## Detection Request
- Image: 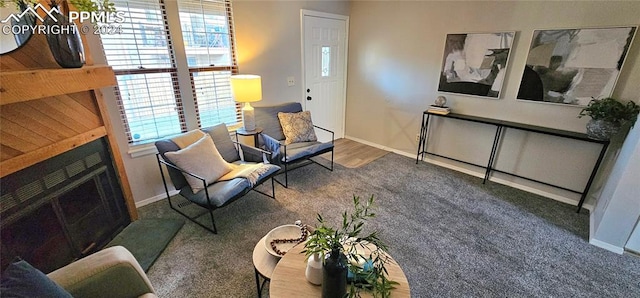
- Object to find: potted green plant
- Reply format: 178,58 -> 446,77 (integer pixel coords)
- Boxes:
0,0 -> 37,9
303,195 -> 398,298
578,97 -> 640,141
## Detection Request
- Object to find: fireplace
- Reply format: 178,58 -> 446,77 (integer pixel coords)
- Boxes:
1,138 -> 130,273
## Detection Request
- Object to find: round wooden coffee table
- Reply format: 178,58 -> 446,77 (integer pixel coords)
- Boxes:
270,244 -> 410,297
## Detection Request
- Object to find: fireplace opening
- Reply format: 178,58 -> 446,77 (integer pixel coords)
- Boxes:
1,138 -> 130,273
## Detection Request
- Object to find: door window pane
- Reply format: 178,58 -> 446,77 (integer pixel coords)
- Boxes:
321,46 -> 330,77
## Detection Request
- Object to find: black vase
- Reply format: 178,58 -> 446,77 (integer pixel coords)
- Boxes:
322,248 -> 348,298
43,8 -> 85,68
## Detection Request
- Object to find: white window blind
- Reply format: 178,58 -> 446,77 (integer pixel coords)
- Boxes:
102,0 -> 184,143
101,0 -> 173,70
101,0 -> 240,144
178,0 -> 240,128
178,0 -> 233,67
114,73 -> 184,141
191,70 -> 239,127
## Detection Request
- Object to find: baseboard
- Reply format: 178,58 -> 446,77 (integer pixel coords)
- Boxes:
589,238 -> 624,254
344,135 -> 594,211
135,190 -> 178,208
344,136 -> 415,159
489,176 -> 587,208
589,209 -> 626,255
589,211 -> 595,246
422,158 -> 486,179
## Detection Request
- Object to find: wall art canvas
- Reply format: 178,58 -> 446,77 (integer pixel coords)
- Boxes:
438,32 -> 515,98
517,27 -> 637,106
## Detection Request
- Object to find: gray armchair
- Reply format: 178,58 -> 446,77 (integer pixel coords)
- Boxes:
155,123 -> 280,233
254,102 -> 334,187
48,246 -> 156,298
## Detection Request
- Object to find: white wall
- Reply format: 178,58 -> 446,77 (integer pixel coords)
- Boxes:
625,220 -> 640,253
233,0 -> 350,106
591,122 -> 640,253
89,0 -> 639,207
346,1 -> 640,206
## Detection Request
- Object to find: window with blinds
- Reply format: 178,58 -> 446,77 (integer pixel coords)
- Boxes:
178,0 -> 240,128
178,0 -> 233,67
101,0 -> 239,144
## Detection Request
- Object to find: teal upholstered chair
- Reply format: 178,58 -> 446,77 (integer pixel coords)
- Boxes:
155,123 -> 280,233
254,102 -> 334,187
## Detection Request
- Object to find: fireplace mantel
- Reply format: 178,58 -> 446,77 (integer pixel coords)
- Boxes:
0,65 -> 116,105
0,32 -> 137,221
0,66 -> 116,178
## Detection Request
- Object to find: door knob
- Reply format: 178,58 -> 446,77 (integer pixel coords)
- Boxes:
307,96 -> 312,101
307,89 -> 311,93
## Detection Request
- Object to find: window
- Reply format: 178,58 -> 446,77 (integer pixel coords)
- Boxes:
101,0 -> 239,144
178,0 -> 239,128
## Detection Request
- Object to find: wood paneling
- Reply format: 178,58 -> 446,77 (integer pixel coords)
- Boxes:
0,33 -> 59,70
94,89 -> 138,220
0,127 -> 107,178
0,66 -> 116,105
3,103 -> 78,139
0,93 -> 104,164
0,18 -> 137,219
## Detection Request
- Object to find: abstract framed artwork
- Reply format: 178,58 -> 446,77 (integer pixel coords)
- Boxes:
438,32 -> 515,98
517,27 -> 637,106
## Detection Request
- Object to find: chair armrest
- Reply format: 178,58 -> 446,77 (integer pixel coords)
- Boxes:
261,133 -> 284,163
47,246 -> 155,298
234,141 -> 270,163
313,125 -> 335,143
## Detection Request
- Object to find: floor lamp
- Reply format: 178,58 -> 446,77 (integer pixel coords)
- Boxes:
230,75 -> 262,131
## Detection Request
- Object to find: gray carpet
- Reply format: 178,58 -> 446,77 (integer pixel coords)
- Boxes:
138,153 -> 640,297
106,219 -> 184,272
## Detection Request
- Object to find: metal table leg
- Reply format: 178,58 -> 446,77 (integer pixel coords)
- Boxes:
484,125 -> 503,184
254,267 -> 270,298
576,141 -> 609,213
416,112 -> 430,164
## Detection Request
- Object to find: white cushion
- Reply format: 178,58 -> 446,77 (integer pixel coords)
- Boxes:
171,129 -> 206,149
165,135 -> 234,193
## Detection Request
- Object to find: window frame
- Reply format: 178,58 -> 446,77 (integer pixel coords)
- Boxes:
103,0 -> 240,145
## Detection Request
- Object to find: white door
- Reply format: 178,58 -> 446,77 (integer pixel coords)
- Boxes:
302,10 -> 348,141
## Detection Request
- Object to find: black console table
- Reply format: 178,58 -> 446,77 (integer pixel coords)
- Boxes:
416,111 -> 609,213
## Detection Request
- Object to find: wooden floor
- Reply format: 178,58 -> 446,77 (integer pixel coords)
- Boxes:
320,138 -> 389,168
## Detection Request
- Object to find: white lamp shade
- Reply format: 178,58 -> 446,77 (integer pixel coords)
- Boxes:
230,75 -> 262,103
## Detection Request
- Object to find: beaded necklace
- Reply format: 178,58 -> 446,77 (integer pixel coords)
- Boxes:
270,225 -> 309,256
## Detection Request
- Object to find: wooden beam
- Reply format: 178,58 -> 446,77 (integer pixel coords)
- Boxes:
0,65 -> 116,105
0,127 -> 107,178
92,89 -> 139,221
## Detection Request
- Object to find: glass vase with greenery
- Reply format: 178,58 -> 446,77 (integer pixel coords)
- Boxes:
303,195 -> 398,297
578,97 -> 640,140
578,97 -> 640,126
